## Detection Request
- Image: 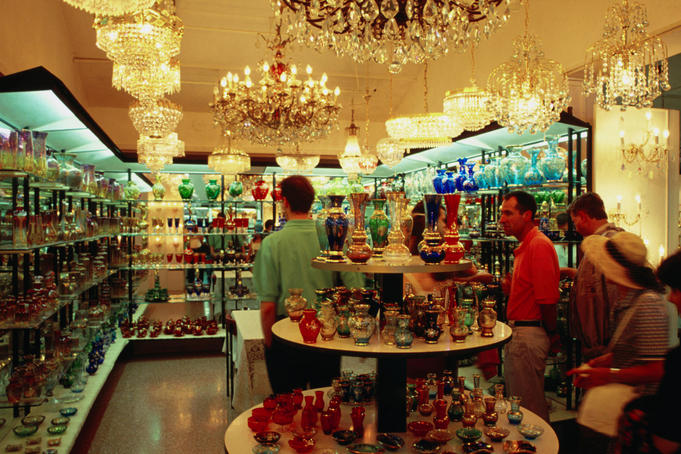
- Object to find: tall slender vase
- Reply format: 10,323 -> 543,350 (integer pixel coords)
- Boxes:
315,195 -> 331,260
347,193 -> 372,263
419,194 -> 445,264
524,149 -> 545,185
454,158 -> 468,191
383,192 -> 411,264
442,193 -> 465,264
368,199 -> 389,259
325,195 -> 349,262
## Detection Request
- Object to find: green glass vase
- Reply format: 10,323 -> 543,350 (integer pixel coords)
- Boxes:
228,180 -> 243,198
205,179 -> 221,201
368,199 -> 390,258
152,178 -> 165,201
178,178 -> 194,200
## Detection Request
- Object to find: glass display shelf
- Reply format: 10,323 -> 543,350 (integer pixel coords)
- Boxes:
0,234 -> 112,254
130,199 -> 277,206
128,328 -> 227,340
311,256 -> 473,274
117,263 -> 252,271
0,302 -> 68,330
58,268 -> 120,301
120,231 -> 261,237
476,181 -> 570,195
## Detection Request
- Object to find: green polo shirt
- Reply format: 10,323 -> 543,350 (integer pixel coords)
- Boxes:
253,219 -> 365,317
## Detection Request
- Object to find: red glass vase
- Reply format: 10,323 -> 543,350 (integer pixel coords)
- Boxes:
251,180 -> 270,201
443,193 -> 465,264
301,395 -> 318,431
272,184 -> 282,201
299,309 -> 321,344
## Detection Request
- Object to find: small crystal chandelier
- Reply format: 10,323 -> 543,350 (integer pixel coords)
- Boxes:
113,57 -> 181,102
211,16 -> 341,146
386,64 -> 462,148
94,0 -> 183,71
137,132 -> 185,172
276,0 -> 511,74
443,46 -> 496,132
620,111 -> 669,167
129,98 -> 182,138
63,0 -> 154,15
338,109 -> 363,175
376,138 -> 406,168
207,133 -> 251,175
276,145 -> 320,172
487,0 -> 570,135
357,90 -> 378,175
584,0 -> 670,111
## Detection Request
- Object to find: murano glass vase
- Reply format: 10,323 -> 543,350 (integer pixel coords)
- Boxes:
419,194 -> 445,264
442,193 -> 465,264
454,158 -> 468,192
463,162 -> 478,193
538,135 -> 566,182
524,148 -> 545,185
499,146 -> 529,186
325,195 -> 349,262
315,195 -> 331,260
347,193 -> 372,263
368,199 -> 389,259
383,192 -> 411,264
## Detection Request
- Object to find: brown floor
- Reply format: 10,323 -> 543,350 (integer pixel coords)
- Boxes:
74,350 -> 229,454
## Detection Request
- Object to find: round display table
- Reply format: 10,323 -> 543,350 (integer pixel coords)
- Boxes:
272,319 -> 511,433
224,387 -> 558,454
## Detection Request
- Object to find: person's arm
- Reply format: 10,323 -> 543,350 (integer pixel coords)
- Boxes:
560,267 -> 577,279
260,301 -> 276,348
652,435 -> 680,454
568,360 -> 664,389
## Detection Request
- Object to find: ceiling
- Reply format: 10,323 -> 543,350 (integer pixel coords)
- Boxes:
3,0 -> 681,171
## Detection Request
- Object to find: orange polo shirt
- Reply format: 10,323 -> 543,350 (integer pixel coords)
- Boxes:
507,227 -> 560,321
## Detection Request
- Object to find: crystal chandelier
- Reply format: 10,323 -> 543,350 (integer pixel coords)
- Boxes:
137,133 -> 185,172
376,137 -> 406,168
94,0 -> 183,70
276,146 -> 321,172
207,134 -> 251,175
487,0 -> 569,135
338,110 -> 362,175
584,0 -> 670,110
63,0 -> 154,16
443,46 -> 496,132
113,57 -> 181,102
386,64 -> 462,147
276,0 -> 511,74
211,19 -> 341,146
358,90 -> 378,175
129,98 -> 182,138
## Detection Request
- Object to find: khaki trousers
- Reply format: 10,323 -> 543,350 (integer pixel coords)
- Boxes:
503,325 -> 550,422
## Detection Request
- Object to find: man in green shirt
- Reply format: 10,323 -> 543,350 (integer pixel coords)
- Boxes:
255,175 -> 364,393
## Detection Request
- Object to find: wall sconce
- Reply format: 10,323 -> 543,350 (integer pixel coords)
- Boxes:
619,111 -> 669,170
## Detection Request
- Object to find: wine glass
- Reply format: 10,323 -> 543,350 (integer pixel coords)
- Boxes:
167,217 -> 173,233
174,218 -> 180,233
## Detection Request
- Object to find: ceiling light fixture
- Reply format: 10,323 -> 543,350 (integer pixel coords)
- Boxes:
207,133 -> 251,175
276,145 -> 321,172
338,108 -> 363,175
113,57 -> 181,102
137,132 -> 185,172
129,98 -> 183,139
62,0 -> 154,16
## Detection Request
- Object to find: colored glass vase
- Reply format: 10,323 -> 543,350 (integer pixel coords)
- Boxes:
228,180 -> 243,198
325,195 -> 349,262
419,194 -> 445,264
524,148 -> 545,185
152,177 -> 165,201
349,304 -> 375,346
442,193 -> 465,264
463,162 -> 478,192
448,391 -> 464,422
124,180 -> 141,200
315,195 -> 331,258
507,396 -> 524,425
444,170 -> 457,194
178,178 -> 194,200
252,180 -> 269,200
299,309 -> 321,344
483,157 -> 500,188
499,147 -> 530,186
368,199 -> 389,258
346,193 -> 372,263
538,135 -> 566,182
285,288 -> 307,322
394,315 -> 413,348
318,301 -> 338,341
423,309 -> 441,344
478,299 -> 497,337
205,179 -> 221,200
432,169 -> 447,194
381,310 -> 398,345
383,192 -> 411,264
454,158 -> 468,191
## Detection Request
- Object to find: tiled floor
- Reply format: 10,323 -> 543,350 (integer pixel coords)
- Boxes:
77,353 -> 229,454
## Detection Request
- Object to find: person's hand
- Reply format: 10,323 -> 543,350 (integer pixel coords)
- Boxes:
560,267 -> 577,280
548,333 -> 562,356
567,366 -> 612,389
501,273 -> 512,296
587,353 -> 613,368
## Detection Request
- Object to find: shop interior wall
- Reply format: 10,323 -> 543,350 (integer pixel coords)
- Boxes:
593,107 -> 680,265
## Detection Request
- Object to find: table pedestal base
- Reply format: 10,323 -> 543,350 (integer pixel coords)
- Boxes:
376,356 -> 406,433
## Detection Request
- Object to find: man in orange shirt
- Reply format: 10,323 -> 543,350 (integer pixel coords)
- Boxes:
499,191 -> 560,422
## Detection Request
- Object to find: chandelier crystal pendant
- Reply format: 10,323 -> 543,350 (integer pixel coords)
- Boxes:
211,18 -> 341,146
357,90 -> 378,175
444,46 -> 496,132
62,0 -> 155,16
386,64 -> 462,148
137,132 -> 185,172
207,134 -> 251,176
94,0 -> 183,71
487,0 -> 569,135
376,137 -> 406,168
584,0 -> 670,111
276,145 -> 321,172
338,110 -> 363,175
113,57 -> 181,102
276,0 -> 511,74
129,98 -> 183,139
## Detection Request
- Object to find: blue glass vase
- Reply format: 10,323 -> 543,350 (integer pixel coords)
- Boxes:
476,165 -> 487,189
454,158 -> 468,191
432,169 -> 447,194
499,147 -> 530,186
483,158 -> 500,188
523,149 -> 545,185
419,194 -> 445,264
325,195 -> 349,261
444,171 -> 457,194
463,163 -> 479,193
538,136 -> 566,182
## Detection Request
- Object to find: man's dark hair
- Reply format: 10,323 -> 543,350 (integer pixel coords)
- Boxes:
556,212 -> 569,228
567,192 -> 608,220
280,175 -> 315,213
504,190 -> 537,218
264,219 -> 274,231
657,249 -> 681,291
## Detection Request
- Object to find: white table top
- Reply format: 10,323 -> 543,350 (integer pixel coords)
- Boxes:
224,387 -> 559,454
233,309 -> 264,341
272,318 -> 512,358
311,256 -> 473,274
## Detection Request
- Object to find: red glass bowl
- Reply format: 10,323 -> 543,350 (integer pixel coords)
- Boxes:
251,407 -> 271,422
247,416 -> 268,432
407,420 -> 434,438
288,436 -> 315,453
